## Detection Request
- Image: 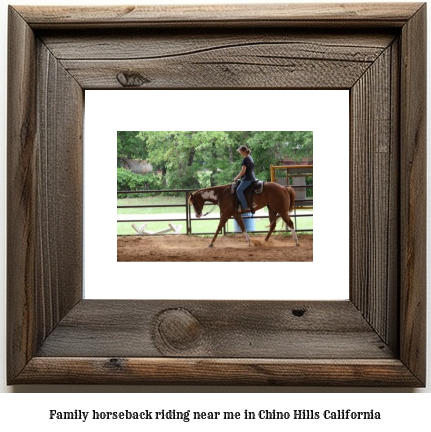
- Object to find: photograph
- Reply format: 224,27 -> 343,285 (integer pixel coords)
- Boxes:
116,131 -> 314,262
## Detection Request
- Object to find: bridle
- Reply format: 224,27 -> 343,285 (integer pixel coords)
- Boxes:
190,192 -> 218,217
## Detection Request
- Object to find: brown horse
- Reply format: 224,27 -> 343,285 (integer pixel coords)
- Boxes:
189,182 -> 298,247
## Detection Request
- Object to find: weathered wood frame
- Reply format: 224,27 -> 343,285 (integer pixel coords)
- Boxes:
7,4 -> 426,386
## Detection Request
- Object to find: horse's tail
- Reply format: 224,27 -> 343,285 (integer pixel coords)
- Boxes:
285,186 -> 296,213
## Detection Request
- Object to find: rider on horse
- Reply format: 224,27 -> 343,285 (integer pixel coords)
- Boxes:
233,145 -> 256,213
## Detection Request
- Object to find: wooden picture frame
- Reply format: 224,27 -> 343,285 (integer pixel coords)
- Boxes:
7,3 -> 426,386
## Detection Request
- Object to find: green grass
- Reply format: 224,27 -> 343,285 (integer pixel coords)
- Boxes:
117,196 -> 187,215
117,197 -> 313,236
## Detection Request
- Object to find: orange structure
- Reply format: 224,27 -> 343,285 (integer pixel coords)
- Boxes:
270,164 -> 313,209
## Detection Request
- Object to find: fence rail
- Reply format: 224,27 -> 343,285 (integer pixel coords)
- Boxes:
117,186 -> 313,236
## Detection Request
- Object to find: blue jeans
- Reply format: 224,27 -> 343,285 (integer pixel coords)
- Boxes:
236,180 -> 253,209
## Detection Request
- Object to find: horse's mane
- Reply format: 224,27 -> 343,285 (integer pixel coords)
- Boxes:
193,184 -> 230,194
189,184 -> 230,203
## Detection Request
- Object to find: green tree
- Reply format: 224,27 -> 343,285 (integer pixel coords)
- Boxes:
117,131 -> 148,160
117,168 -> 162,196
193,131 -> 232,186
118,131 -> 313,190
140,131 -> 202,189
243,131 -> 313,181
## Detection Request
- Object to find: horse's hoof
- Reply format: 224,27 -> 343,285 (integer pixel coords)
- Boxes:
208,244 -> 214,248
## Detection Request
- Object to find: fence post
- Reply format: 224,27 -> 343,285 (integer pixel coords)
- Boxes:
186,190 -> 190,235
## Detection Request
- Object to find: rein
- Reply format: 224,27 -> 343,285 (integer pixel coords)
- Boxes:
202,204 -> 218,217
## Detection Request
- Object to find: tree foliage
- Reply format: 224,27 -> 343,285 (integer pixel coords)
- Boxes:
117,131 -> 148,160
117,131 -> 312,191
117,168 -> 162,196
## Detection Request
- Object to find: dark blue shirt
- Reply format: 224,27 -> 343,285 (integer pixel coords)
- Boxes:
241,155 -> 256,181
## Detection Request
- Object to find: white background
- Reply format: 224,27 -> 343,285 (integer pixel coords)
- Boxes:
0,0 -> 430,427
84,90 -> 349,300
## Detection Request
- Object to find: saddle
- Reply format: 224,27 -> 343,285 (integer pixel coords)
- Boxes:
231,179 -> 265,195
231,179 -> 265,214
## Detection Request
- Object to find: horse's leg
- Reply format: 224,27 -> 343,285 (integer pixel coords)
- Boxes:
233,214 -> 251,246
279,212 -> 299,246
265,206 -> 278,242
208,213 -> 230,247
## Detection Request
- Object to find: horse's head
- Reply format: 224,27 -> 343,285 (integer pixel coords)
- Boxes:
189,192 -> 204,218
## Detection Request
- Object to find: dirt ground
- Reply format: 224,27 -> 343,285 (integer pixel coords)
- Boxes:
117,234 -> 313,262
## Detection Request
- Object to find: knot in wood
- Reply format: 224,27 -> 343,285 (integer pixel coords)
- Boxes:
155,308 -> 203,351
108,358 -> 123,369
292,308 -> 306,317
116,71 -> 150,87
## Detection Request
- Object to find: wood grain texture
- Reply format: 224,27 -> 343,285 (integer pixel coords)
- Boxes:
15,3 -> 423,29
54,32 -> 393,89
7,3 -> 427,386
387,38 -> 401,352
15,358 -> 423,386
35,40 -> 84,335
36,300 -> 393,359
399,3 -> 427,385
7,6 -> 83,383
7,6 -> 38,381
350,44 -> 399,347
41,30 -> 395,60
41,30 -> 394,89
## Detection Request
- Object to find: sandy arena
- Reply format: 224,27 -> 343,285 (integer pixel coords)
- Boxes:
117,234 -> 313,262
